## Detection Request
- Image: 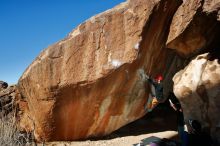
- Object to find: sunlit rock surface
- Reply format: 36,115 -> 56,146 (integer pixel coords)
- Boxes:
166,0 -> 220,56
17,0 -> 220,142
18,0 -> 182,141
173,53 -> 220,143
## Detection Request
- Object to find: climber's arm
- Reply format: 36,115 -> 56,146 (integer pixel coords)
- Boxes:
145,75 -> 157,86
169,99 -> 177,111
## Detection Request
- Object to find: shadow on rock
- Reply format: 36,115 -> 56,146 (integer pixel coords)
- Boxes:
94,102 -> 178,140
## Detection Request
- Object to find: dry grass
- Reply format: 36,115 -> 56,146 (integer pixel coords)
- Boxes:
0,116 -> 18,145
0,85 -> 36,145
0,114 -> 35,146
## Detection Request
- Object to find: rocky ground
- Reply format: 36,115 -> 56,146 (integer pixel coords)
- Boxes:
46,131 -> 178,146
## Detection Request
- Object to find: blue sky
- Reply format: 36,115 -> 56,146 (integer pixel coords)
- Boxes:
0,0 -> 125,84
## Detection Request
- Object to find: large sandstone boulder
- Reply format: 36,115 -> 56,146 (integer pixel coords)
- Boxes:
18,0 -> 182,141
166,0 -> 220,56
173,53 -> 220,143
168,0 -> 220,142
17,0 -> 220,142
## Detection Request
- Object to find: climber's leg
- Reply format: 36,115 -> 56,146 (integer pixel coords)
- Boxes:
144,94 -> 159,112
144,94 -> 152,111
151,97 -> 159,109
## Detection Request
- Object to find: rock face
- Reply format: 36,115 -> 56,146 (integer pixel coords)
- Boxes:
0,83 -> 17,118
17,0 -> 220,143
166,0 -> 220,56
173,53 -> 220,143
18,0 -> 182,141
167,0 -> 220,144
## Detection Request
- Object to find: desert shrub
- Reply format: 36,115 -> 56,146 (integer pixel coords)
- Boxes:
0,85 -> 36,145
0,114 -> 35,146
0,115 -> 19,145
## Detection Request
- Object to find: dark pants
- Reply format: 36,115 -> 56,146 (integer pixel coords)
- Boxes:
178,126 -> 188,146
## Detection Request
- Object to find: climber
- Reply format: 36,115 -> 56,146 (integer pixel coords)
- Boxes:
168,92 -> 187,146
144,74 -> 164,112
